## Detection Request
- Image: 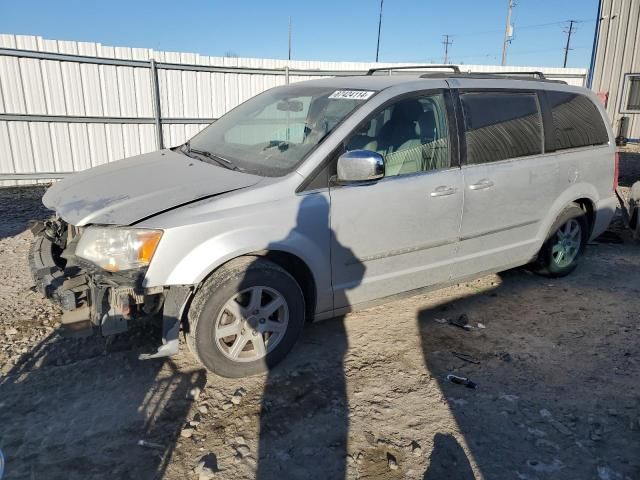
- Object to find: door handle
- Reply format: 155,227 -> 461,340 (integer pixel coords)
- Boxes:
430,186 -> 457,197
469,179 -> 494,190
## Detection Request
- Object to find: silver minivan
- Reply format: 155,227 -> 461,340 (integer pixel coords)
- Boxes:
30,68 -> 617,377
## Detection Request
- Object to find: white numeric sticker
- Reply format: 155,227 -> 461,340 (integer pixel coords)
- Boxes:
328,90 -> 376,100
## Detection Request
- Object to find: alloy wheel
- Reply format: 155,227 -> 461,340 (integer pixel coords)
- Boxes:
551,218 -> 582,268
214,286 -> 289,362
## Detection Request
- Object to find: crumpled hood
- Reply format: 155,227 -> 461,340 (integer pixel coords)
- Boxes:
43,149 -> 262,226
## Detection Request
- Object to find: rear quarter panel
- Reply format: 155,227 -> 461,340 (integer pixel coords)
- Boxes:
536,85 -> 616,245
543,144 -> 615,242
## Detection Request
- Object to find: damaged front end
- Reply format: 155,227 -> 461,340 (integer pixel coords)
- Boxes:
29,218 -> 189,358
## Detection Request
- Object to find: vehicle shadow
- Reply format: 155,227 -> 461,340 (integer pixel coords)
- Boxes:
415,250 -> 640,479
0,323 -> 206,480
0,186 -> 51,240
245,193 -> 365,480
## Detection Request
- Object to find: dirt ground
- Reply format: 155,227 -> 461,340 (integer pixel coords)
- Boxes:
1,155 -> 639,480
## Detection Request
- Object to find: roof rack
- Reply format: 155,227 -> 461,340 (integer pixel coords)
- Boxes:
473,71 -> 546,79
417,71 -> 566,84
366,64 -> 461,75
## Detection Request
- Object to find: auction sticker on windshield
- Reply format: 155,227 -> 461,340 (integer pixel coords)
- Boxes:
328,90 -> 375,100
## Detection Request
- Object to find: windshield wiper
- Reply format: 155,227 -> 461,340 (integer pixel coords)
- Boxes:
181,141 -> 239,170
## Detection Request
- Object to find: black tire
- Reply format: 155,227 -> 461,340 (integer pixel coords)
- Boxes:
187,256 -> 305,378
29,233 -> 66,298
533,204 -> 588,277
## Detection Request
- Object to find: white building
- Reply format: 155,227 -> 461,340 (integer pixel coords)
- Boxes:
590,0 -> 640,142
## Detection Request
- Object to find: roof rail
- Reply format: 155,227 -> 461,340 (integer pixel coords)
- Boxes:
417,71 -> 567,84
469,71 -> 546,79
366,64 -> 461,75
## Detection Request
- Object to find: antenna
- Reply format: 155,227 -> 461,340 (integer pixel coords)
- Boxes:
442,35 -> 453,64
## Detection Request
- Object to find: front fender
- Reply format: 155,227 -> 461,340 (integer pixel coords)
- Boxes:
142,192 -> 333,314
168,226 -> 327,285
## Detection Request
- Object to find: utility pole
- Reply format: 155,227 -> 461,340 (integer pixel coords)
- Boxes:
376,0 -> 384,62
501,0 -> 515,66
288,17 -> 292,60
442,35 -> 453,64
563,19 -> 576,67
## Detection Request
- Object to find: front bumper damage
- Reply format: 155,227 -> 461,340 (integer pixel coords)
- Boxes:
29,218 -> 190,359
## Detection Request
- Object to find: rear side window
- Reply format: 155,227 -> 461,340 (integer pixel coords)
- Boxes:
546,91 -> 609,150
460,91 -> 542,164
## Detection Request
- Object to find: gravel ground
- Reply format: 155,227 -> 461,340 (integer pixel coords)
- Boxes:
0,155 -> 639,480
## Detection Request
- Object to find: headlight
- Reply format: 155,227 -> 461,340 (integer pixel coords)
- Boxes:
75,227 -> 163,272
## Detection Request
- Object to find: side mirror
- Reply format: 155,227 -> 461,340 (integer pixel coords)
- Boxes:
336,150 -> 385,185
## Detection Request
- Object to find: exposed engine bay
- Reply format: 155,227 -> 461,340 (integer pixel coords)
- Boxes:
29,218 -> 179,354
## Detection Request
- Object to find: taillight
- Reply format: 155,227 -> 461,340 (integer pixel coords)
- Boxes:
613,152 -> 620,191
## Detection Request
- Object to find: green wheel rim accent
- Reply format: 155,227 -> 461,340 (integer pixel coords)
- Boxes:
551,218 -> 582,268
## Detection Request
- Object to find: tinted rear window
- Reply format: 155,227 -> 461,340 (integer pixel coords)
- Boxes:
546,91 -> 609,150
460,91 -> 542,164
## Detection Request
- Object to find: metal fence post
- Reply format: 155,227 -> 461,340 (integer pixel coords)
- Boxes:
285,66 -> 290,85
149,59 -> 164,150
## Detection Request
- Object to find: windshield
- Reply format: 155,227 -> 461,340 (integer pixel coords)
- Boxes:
186,85 -> 375,176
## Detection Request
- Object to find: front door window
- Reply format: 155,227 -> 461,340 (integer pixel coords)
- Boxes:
346,93 -> 451,176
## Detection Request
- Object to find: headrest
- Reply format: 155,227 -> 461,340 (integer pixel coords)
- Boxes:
391,100 -> 424,122
417,110 -> 437,139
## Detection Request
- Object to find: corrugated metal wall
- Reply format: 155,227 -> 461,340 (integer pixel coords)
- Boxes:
591,0 -> 640,139
0,33 -> 588,185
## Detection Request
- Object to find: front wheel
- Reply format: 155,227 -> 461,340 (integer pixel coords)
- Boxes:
187,256 -> 305,378
533,204 -> 588,277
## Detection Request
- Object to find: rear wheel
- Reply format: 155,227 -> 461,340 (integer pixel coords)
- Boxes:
187,257 -> 305,378
533,204 -> 588,277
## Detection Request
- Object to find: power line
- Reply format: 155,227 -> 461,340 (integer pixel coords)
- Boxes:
442,34 -> 453,64
449,18 -> 596,38
448,45 -> 590,63
563,19 -> 576,67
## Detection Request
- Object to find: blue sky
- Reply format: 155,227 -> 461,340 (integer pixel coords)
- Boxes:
1,0 -> 599,67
